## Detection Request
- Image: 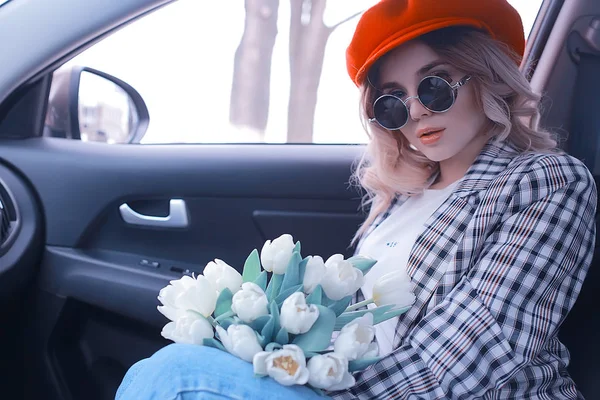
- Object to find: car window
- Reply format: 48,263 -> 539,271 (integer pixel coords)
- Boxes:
45,0 -> 545,145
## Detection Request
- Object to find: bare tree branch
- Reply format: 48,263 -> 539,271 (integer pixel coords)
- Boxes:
329,10 -> 363,31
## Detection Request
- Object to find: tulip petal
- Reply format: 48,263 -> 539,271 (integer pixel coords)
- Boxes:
280,251 -> 302,292
328,371 -> 356,391
242,249 -> 261,283
214,288 -> 233,318
328,295 -> 353,317
157,305 -> 180,322
265,273 -> 284,302
254,270 -> 268,291
306,284 -> 323,306
296,365 -> 310,386
292,305 -> 336,352
253,351 -> 270,376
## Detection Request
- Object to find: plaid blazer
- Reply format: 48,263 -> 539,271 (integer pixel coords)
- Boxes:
330,140 -> 597,399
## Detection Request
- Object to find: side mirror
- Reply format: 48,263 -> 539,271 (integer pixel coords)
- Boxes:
45,66 -> 149,144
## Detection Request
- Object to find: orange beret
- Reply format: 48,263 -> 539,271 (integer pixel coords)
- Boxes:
346,0 -> 525,86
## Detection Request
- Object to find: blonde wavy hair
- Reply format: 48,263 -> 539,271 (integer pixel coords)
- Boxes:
351,27 -> 557,243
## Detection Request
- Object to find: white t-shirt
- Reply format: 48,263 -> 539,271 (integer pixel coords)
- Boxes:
358,181 -> 459,356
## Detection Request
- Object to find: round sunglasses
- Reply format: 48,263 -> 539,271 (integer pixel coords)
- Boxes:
369,75 -> 472,130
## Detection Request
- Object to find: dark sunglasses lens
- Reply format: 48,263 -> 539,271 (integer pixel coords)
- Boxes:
373,95 -> 408,129
418,76 -> 454,112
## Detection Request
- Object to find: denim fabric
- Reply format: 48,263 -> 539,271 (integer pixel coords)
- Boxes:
115,344 -> 330,400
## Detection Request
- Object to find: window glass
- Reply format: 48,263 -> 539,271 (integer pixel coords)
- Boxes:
46,0 -> 544,145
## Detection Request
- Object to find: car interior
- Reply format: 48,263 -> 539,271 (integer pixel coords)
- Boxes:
0,0 -> 599,399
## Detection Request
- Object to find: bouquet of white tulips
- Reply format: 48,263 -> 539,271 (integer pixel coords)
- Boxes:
157,234 -> 415,394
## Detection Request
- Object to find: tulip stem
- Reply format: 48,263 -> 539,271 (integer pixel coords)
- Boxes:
206,316 -> 217,327
345,298 -> 374,312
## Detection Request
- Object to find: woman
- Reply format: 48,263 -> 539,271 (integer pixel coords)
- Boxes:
116,0 -> 596,399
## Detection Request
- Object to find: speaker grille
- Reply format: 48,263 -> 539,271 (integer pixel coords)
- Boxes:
0,183 -> 16,247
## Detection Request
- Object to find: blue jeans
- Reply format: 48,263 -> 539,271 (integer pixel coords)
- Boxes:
115,344 -> 331,400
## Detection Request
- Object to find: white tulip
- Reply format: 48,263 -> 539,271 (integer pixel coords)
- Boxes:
204,258 -> 243,294
261,234 -> 295,274
372,270 -> 416,308
320,254 -> 364,301
302,255 -> 326,294
157,275 -> 217,320
253,344 -> 310,386
216,324 -> 263,362
231,282 -> 269,323
160,311 -> 214,345
307,353 -> 355,390
280,292 -> 319,335
333,313 -> 378,361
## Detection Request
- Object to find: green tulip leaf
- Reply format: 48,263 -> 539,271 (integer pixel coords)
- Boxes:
372,305 -> 412,325
203,338 -> 226,352
280,251 -> 302,292
274,284 -> 303,306
214,288 -> 233,318
213,310 -> 235,323
292,305 -> 335,352
293,241 -> 301,255
249,315 -> 271,332
319,289 -> 339,308
334,305 -> 394,330
298,256 -> 309,285
266,273 -> 284,302
260,316 -> 275,347
348,356 -> 385,372
275,327 -> 289,345
309,387 -> 328,397
242,249 -> 261,283
265,342 -> 283,352
219,317 -> 236,330
305,285 -> 323,306
347,255 -> 378,274
328,295 -> 353,317
254,270 -> 268,291
270,300 -> 280,338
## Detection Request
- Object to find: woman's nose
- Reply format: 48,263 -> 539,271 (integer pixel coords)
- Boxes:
406,97 -> 431,122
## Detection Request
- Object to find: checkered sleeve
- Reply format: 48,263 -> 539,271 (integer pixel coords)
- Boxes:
333,155 -> 597,399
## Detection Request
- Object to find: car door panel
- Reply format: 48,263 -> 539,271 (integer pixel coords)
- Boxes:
1,137 -> 365,400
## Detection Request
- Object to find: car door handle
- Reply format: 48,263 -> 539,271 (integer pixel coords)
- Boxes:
119,199 -> 189,228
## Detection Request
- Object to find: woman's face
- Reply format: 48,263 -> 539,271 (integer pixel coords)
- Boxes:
375,40 -> 489,164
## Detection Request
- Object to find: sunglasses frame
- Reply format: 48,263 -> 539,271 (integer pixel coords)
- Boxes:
369,75 -> 472,131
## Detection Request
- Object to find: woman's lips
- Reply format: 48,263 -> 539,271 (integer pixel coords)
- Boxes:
418,128 -> 445,145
